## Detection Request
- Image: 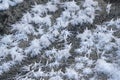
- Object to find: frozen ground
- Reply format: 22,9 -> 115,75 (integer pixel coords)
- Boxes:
0,0 -> 120,80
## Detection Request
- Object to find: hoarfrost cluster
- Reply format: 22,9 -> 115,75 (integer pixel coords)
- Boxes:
0,0 -> 120,80
0,0 -> 23,10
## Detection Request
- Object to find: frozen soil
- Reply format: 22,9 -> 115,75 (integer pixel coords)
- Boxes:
0,0 -> 120,80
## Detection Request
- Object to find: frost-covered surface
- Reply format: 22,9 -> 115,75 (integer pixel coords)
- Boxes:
0,0 -> 120,80
0,0 -> 23,10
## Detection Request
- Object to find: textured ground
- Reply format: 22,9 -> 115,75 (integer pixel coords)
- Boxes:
0,0 -> 120,80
